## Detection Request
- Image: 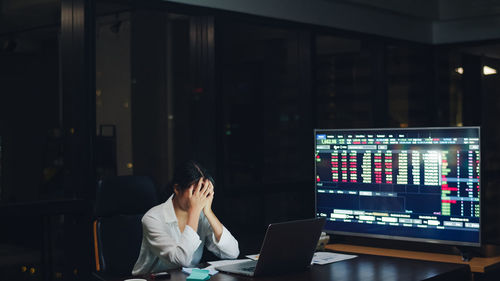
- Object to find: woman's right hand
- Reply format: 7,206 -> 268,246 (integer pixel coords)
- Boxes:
187,177 -> 211,214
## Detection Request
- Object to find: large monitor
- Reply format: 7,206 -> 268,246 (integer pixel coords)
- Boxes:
314,127 -> 481,247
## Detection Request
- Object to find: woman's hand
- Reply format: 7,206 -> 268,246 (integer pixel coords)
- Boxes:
201,179 -> 223,242
188,178 -> 211,214
203,179 -> 215,215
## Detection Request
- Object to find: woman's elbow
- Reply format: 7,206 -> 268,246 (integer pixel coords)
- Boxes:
229,249 -> 240,259
225,243 -> 240,259
234,245 -> 241,258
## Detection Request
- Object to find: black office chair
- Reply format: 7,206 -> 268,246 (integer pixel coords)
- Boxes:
92,176 -> 159,280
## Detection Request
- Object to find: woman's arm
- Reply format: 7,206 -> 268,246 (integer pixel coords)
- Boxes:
203,181 -> 223,241
203,180 -> 240,259
142,214 -> 201,267
186,178 -> 211,232
204,208 -> 223,242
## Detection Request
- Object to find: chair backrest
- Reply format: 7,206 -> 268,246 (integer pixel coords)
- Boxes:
93,176 -> 159,277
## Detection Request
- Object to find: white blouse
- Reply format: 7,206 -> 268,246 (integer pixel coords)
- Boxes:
132,195 -> 240,275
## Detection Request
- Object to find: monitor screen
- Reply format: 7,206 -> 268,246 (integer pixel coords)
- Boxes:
314,127 -> 481,246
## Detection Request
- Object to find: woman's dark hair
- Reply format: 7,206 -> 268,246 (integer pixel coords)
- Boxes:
170,160 -> 214,192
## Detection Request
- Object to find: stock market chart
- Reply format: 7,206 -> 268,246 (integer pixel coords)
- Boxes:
315,127 -> 480,245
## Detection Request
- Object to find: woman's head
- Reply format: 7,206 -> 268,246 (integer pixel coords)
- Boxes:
171,160 -> 214,195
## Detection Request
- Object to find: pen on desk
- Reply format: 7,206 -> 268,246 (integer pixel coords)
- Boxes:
150,271 -> 170,279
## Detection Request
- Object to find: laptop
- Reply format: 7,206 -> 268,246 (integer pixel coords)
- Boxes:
215,217 -> 326,277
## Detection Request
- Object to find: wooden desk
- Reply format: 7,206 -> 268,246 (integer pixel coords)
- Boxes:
117,255 -> 470,281
325,243 -> 500,274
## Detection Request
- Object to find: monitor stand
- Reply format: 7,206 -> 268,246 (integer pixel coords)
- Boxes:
454,246 -> 485,262
456,247 -> 475,262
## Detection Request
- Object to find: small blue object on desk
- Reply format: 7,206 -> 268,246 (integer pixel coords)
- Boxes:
186,268 -> 210,281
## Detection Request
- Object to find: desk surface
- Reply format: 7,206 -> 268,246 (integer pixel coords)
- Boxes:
121,254 -> 470,281
326,243 -> 500,273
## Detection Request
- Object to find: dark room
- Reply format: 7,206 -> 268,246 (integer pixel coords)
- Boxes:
1,0 -> 500,280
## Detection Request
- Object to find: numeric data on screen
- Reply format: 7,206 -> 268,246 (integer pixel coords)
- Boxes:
315,128 -> 480,245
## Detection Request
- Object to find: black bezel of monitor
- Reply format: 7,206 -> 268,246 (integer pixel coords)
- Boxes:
314,126 -> 481,247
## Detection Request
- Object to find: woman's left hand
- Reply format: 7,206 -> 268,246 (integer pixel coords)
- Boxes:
203,179 -> 215,214
202,179 -> 223,242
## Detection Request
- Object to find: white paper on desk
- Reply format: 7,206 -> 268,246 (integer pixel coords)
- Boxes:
245,254 -> 259,260
207,258 -> 252,268
312,251 -> 357,265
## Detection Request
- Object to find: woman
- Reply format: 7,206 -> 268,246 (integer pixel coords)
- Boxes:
132,161 -> 239,275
